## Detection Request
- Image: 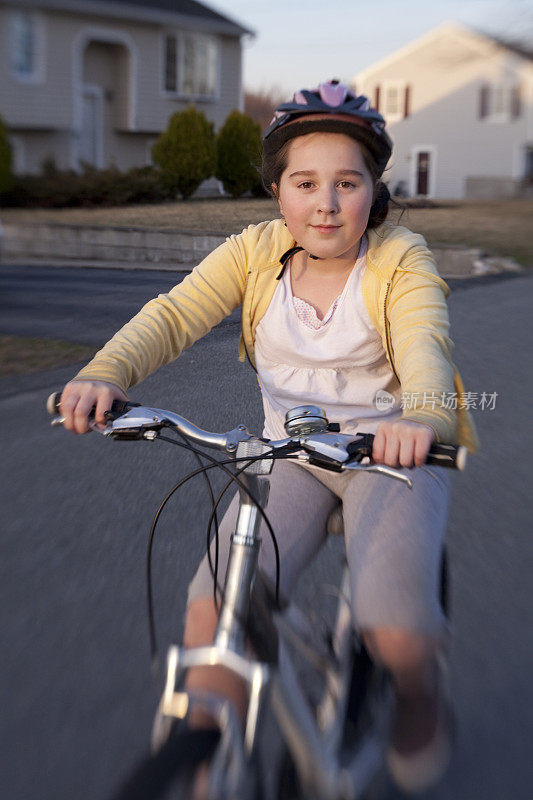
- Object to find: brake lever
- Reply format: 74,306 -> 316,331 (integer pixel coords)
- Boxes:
49,416 -> 118,436
343,461 -> 413,488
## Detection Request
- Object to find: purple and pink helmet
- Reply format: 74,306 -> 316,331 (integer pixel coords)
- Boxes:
263,80 -> 392,177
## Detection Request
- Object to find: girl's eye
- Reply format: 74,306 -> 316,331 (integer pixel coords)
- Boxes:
297,181 -> 314,190
338,180 -> 356,189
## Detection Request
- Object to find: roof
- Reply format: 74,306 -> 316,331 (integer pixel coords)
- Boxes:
17,0 -> 253,37
353,22 -> 533,82
484,33 -> 533,61
102,0 -> 251,33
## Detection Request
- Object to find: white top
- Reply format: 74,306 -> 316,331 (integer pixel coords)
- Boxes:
255,237 -> 402,440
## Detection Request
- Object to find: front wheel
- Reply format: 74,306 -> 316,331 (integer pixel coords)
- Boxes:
111,719 -> 265,800
110,725 -> 221,800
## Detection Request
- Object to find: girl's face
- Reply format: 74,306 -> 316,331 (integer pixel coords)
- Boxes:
275,132 -> 375,262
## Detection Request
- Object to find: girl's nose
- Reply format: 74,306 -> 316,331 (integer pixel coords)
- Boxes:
316,187 -> 339,215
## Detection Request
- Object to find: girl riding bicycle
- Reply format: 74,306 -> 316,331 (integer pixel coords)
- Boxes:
60,81 -> 477,794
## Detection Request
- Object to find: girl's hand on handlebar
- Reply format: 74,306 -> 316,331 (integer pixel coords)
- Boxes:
60,380 -> 129,434
372,420 -> 436,468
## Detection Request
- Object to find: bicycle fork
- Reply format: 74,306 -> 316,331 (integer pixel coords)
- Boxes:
154,469 -> 274,767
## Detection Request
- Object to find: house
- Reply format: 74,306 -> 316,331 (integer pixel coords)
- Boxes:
0,0 -> 252,175
352,23 -> 533,199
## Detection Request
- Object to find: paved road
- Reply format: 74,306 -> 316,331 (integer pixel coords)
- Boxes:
0,264 -> 241,348
1,265 -> 532,800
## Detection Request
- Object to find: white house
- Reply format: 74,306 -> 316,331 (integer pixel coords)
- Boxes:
0,0 -> 252,175
352,23 -> 533,200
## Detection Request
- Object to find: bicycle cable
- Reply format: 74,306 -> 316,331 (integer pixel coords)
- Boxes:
171,427 -> 223,613
158,427 -> 297,601
202,452 -> 295,613
146,430 -> 295,667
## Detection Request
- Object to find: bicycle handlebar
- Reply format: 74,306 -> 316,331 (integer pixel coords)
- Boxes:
46,391 -> 467,472
46,391 -> 244,451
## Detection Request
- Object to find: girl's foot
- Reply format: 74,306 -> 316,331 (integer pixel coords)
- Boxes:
190,760 -> 210,800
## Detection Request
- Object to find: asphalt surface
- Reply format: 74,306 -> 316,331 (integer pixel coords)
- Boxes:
0,264 -> 240,348
1,264 -> 532,800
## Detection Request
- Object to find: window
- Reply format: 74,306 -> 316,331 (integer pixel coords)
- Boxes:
385,85 -> 402,116
9,10 -> 43,81
479,83 -> 521,122
164,33 -> 218,98
378,82 -> 410,121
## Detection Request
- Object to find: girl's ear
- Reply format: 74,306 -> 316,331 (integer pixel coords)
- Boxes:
272,183 -> 283,214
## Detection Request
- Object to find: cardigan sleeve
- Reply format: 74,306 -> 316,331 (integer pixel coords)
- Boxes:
386,259 -> 458,443
72,232 -> 249,393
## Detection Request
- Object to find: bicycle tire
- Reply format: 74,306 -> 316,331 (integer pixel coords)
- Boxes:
344,643 -> 390,749
439,547 -> 450,617
109,727 -> 220,800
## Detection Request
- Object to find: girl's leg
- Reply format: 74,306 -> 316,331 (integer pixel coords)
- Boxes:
183,596 -> 249,726
363,627 -> 442,751
340,466 -> 451,778
183,460 -> 338,725
341,466 -> 450,636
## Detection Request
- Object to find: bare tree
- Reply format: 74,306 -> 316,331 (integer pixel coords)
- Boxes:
244,87 -> 286,135
483,0 -> 533,51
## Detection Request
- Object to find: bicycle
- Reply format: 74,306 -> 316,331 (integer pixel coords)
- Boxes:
47,394 -> 465,800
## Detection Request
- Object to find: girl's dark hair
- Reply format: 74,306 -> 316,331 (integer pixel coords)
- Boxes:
261,136 -> 391,230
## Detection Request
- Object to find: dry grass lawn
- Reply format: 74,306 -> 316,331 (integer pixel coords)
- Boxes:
394,200 -> 532,267
1,197 -> 531,266
0,336 -> 96,378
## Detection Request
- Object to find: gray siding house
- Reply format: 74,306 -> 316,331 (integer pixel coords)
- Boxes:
0,0 -> 252,174
352,23 -> 533,200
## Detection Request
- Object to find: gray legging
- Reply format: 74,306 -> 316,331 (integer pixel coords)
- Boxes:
187,460 -> 450,636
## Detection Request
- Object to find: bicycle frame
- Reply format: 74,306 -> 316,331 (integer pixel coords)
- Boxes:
48,396 -> 456,800
153,456 -> 388,800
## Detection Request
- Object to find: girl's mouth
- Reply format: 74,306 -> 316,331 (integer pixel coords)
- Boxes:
312,225 -> 340,234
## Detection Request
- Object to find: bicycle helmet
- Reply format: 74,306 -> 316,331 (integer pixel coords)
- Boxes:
263,80 -> 392,177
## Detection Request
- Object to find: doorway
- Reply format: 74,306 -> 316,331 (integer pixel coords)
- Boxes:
411,145 -> 436,197
79,85 -> 103,167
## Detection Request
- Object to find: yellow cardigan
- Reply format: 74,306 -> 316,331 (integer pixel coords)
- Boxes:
74,219 -> 478,452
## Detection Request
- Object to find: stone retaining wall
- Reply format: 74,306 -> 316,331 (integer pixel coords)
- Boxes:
0,220 -> 521,277
0,221 -> 226,267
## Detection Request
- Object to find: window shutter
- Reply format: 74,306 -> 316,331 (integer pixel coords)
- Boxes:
164,36 -> 177,92
479,84 -> 489,119
404,85 -> 410,118
374,85 -> 380,112
511,85 -> 521,119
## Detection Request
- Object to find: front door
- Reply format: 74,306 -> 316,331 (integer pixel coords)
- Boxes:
79,85 -> 103,168
410,146 -> 436,197
416,151 -> 430,195
525,146 -> 533,185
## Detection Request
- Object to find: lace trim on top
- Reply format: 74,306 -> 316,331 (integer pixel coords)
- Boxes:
292,293 -> 341,330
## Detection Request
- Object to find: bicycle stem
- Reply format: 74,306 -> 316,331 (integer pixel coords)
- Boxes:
214,472 -> 270,652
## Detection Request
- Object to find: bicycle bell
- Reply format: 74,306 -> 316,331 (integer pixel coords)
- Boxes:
284,405 -> 329,436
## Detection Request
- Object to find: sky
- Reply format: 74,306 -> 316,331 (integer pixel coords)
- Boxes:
207,0 -> 533,94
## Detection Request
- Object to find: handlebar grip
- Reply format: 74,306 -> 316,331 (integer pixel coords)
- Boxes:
46,391 -> 62,416
347,433 -> 467,471
46,391 -> 138,419
426,442 -> 467,471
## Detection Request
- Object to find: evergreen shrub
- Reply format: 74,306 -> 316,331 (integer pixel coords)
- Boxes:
0,164 -> 172,208
215,111 -> 262,198
152,107 -> 215,200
